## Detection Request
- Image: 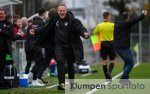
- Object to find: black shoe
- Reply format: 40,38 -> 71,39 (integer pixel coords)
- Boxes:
58,83 -> 65,90
39,78 -> 48,84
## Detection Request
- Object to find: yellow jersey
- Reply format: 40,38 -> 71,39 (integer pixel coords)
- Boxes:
93,22 -> 114,41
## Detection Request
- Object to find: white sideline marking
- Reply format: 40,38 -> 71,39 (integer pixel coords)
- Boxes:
46,84 -> 59,89
85,63 -> 140,94
45,73 -> 92,89
46,63 -> 140,90
82,63 -> 140,78
46,73 -> 92,89
82,73 -> 91,77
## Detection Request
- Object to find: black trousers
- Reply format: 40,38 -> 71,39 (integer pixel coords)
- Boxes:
55,45 -> 75,84
30,46 -> 44,80
0,50 -> 7,74
37,47 -> 54,79
24,48 -> 34,74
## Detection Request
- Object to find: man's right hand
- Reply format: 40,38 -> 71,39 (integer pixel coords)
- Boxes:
30,29 -> 35,35
84,32 -> 89,39
142,10 -> 147,16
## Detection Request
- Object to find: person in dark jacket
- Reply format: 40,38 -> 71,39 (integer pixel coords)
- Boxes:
0,8 -> 24,76
30,4 -> 89,90
37,8 -> 57,82
114,10 -> 147,84
26,8 -> 46,86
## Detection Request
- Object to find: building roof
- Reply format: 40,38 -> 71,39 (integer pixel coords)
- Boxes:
0,0 -> 22,7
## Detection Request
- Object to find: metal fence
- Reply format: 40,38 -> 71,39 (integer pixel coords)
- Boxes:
13,40 -> 26,73
131,33 -> 150,63
83,27 -> 150,65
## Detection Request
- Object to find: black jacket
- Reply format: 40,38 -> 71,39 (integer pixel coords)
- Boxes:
35,11 -> 88,62
0,20 -> 21,53
114,14 -> 145,50
25,16 -> 45,49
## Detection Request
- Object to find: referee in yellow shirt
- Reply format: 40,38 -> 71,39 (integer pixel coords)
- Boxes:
93,12 -> 116,82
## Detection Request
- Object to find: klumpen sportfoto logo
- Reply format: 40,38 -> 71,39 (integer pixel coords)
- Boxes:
69,82 -> 145,91
65,79 -> 147,91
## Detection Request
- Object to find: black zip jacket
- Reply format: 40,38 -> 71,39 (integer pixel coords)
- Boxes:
0,20 -> 21,53
55,15 -> 71,48
114,14 -> 145,50
25,16 -> 45,49
35,11 -> 88,62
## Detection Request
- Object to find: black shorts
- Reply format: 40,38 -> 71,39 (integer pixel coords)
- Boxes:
100,41 -> 116,60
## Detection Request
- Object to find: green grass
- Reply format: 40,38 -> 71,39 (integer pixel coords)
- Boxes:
93,63 -> 150,94
0,63 -> 150,94
130,63 -> 150,79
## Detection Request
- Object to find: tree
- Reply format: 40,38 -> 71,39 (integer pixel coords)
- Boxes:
43,0 -> 62,10
108,0 -> 130,15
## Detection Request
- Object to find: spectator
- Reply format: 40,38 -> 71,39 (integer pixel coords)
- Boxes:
27,8 -> 47,86
21,17 -> 29,30
37,8 -> 57,83
13,18 -> 26,39
0,8 -> 24,77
